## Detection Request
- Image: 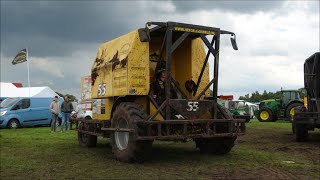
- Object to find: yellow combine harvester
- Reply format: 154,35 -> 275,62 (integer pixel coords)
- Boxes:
76,21 -> 245,162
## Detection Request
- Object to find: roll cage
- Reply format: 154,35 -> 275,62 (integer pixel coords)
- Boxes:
144,21 -> 238,120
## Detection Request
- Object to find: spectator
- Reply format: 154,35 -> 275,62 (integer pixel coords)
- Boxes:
50,96 -> 59,132
61,96 -> 73,132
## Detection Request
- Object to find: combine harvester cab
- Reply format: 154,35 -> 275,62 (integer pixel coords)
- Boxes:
76,21 -> 246,163
292,52 -> 320,142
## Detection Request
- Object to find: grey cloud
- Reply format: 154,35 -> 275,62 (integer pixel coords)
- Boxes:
1,33 -> 100,57
0,1 -> 147,57
1,1 -> 317,99
172,1 -> 285,13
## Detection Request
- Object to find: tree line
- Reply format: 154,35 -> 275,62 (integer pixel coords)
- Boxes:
238,88 -> 305,102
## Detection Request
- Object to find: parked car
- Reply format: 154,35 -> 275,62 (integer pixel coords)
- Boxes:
0,97 -> 62,128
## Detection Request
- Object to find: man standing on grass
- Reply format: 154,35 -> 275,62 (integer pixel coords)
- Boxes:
50,96 -> 59,132
61,96 -> 73,132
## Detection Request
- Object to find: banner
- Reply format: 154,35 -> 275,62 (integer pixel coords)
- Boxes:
12,48 -> 27,65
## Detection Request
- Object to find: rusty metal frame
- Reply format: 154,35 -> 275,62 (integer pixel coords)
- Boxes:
147,21 -> 234,121
193,35 -> 216,96
135,119 -> 245,140
76,118 -> 246,140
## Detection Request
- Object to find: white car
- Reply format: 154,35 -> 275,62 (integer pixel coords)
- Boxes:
71,103 -> 92,120
71,110 -> 92,119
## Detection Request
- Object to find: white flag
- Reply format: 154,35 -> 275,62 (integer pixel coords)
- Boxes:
12,48 -> 27,65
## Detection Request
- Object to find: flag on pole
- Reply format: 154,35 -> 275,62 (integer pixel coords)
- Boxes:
12,48 -> 27,65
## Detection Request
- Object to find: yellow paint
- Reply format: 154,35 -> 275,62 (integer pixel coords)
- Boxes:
150,102 -> 164,120
91,30 -> 149,99
90,28 -> 212,121
304,96 -> 308,109
191,38 -> 210,99
92,98 -> 113,120
174,27 -> 215,35
260,111 -> 269,121
289,107 -> 295,117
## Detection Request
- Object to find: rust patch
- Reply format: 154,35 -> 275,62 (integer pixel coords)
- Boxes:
95,58 -> 104,67
108,51 -> 120,71
107,51 -> 128,70
120,56 -> 128,68
91,67 -> 98,86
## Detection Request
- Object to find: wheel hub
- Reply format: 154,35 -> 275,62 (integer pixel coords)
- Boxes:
11,122 -> 17,128
115,118 -> 129,150
260,111 -> 269,120
289,108 -> 295,117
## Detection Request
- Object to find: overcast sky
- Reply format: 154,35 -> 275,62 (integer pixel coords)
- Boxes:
1,1 -> 319,99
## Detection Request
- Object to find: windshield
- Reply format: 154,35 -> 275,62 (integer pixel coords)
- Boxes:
0,98 -> 20,108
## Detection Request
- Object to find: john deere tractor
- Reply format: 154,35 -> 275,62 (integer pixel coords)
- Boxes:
257,90 -> 303,122
75,21 -> 245,163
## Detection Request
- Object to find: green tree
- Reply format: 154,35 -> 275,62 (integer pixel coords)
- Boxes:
238,88 -> 303,102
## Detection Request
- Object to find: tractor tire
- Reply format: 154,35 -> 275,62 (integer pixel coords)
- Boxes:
7,119 -> 20,129
286,103 -> 303,120
78,121 -> 97,147
110,102 -> 152,163
195,104 -> 236,154
292,124 -> 295,134
195,137 -> 236,154
291,106 -> 305,134
257,108 -> 273,122
295,124 -> 308,142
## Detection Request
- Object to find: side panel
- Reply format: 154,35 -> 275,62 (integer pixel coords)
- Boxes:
27,98 -> 52,126
91,30 -> 149,99
91,31 -> 135,98
191,38 -> 210,98
148,37 -> 209,99
92,98 -> 113,120
172,38 -> 192,97
127,34 -> 149,95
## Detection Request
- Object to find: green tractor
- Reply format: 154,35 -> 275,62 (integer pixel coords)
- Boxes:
226,100 -> 251,122
257,90 -> 303,122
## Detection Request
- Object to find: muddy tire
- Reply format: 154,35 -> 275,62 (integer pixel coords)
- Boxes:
7,119 -> 20,129
110,102 -> 152,163
292,124 -> 295,134
286,103 -> 303,120
195,104 -> 237,154
195,137 -> 236,154
257,108 -> 273,122
295,124 -> 308,142
78,121 -> 97,147
291,106 -> 305,134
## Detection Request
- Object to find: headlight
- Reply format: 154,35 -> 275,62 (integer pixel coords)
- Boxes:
0,111 -> 7,116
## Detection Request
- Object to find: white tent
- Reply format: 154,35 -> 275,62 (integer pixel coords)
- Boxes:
0,82 -> 59,98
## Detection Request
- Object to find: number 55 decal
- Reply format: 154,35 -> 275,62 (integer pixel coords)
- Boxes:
97,83 -> 106,96
187,101 -> 199,111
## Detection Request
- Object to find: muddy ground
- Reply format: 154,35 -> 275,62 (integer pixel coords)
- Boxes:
230,120 -> 320,179
1,119 -> 319,179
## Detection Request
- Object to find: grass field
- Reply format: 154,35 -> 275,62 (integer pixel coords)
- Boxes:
1,119 -> 319,179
